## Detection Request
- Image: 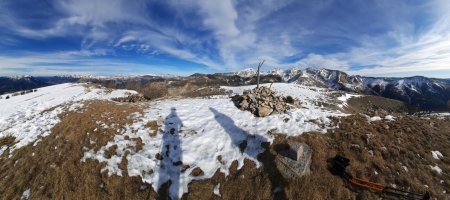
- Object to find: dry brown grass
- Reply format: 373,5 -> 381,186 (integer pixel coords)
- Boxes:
0,135 -> 16,157
184,115 -> 449,200
345,96 -> 408,115
0,135 -> 16,147
145,120 -> 161,137
1,99 -> 448,199
283,114 -> 450,199
0,100 -> 157,200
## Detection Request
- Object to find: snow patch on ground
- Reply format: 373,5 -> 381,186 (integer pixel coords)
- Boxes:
336,93 -> 361,108
81,84 -> 346,199
432,151 -> 443,160
0,83 -> 135,152
21,188 -> 31,199
430,165 -> 442,174
368,116 -> 382,122
428,112 -> 450,119
213,183 -> 221,197
384,115 -> 395,121
402,166 -> 408,172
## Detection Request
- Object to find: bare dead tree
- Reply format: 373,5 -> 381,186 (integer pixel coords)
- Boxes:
256,60 -> 265,89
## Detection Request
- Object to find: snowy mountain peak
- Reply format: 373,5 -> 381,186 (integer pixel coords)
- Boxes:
235,68 -> 257,77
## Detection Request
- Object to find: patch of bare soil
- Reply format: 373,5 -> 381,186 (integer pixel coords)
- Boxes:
0,100 -> 157,200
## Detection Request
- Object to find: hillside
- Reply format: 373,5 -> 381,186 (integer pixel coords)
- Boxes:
0,82 -> 448,199
0,76 -> 81,95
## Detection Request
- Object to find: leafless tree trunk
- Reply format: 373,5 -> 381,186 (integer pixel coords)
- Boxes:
256,60 -> 265,89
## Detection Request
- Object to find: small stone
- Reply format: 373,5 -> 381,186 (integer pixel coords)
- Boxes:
155,153 -> 163,160
181,164 -> 190,172
351,144 -> 361,151
190,167 -> 204,176
258,106 -> 272,117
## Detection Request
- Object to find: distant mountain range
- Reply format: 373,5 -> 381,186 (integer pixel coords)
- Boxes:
0,76 -> 80,95
2,68 -> 449,111
230,68 -> 450,111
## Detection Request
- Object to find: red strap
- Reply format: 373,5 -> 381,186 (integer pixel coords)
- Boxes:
349,177 -> 385,192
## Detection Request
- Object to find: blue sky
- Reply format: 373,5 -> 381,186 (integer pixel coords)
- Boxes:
1,0 -> 450,77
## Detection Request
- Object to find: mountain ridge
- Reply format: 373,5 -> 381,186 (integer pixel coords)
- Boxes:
2,68 -> 449,111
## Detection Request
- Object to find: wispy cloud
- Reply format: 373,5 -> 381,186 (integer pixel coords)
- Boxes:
0,0 -> 449,77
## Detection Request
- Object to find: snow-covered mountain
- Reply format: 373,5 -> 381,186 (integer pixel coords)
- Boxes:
0,76 -> 81,95
233,68 -> 257,77
233,67 -> 450,111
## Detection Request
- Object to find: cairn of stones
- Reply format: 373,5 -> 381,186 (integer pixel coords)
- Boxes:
232,86 -> 296,117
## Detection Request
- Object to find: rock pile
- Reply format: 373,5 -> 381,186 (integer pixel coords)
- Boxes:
231,86 -> 298,117
112,94 -> 147,103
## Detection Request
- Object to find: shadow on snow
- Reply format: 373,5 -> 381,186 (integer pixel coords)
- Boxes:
209,107 -> 288,200
158,108 -> 183,200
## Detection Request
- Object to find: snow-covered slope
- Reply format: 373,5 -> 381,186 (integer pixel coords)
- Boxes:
81,83 -> 352,199
0,83 -> 136,152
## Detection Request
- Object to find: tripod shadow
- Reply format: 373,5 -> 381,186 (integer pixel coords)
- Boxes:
157,108 -> 183,200
209,107 -> 287,200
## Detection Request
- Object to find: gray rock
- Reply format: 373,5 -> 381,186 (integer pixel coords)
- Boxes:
275,142 -> 312,179
258,106 -> 273,117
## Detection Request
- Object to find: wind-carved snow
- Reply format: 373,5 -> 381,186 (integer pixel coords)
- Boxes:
82,84 -> 346,199
0,83 -> 136,153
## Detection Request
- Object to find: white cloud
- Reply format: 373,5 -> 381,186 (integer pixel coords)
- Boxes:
343,2 -> 450,76
0,51 -> 194,76
1,0 -> 450,77
295,54 -> 349,70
